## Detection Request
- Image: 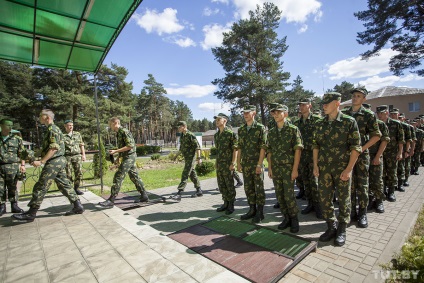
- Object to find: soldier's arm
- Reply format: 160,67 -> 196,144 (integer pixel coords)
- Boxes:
237,148 -> 242,172
373,140 -> 388,165
362,116 -> 382,152
291,149 -> 301,181
33,148 -> 57,167
79,134 -> 86,161
313,148 -> 319,177
341,149 -> 360,181
256,148 -> 266,174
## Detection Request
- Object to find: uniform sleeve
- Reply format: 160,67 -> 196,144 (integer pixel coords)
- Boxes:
123,130 -> 135,148
238,128 -> 244,150
192,134 -> 200,150
293,127 -> 304,151
77,132 -> 85,146
232,132 -> 238,150
380,123 -> 390,143
312,122 -> 320,150
349,120 -> 362,154
398,124 -> 405,144
367,113 -> 382,138
48,127 -> 61,150
259,126 -> 267,150
411,127 -> 417,141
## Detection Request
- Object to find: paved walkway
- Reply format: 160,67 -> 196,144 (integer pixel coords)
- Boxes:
0,167 -> 423,283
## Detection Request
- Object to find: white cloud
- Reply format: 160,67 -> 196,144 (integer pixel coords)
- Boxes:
198,102 -> 231,114
298,24 -> 308,33
233,0 -> 322,23
166,84 -> 218,98
358,74 -> 424,91
203,7 -> 220,16
201,23 -> 232,50
132,8 -> 184,35
212,0 -> 229,4
164,35 -> 196,47
327,49 -> 399,80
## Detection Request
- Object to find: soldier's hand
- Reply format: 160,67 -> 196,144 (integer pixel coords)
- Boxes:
82,155 -> 86,161
313,166 -> 319,177
197,159 -> 202,164
268,168 -> 273,179
109,149 -> 117,155
20,165 -> 26,173
255,166 -> 262,175
340,169 -> 352,181
372,157 -> 380,165
396,152 -> 402,160
32,161 -> 42,167
404,152 -> 409,158
229,164 -> 234,171
291,169 -> 298,181
410,150 -> 414,156
237,164 -> 242,172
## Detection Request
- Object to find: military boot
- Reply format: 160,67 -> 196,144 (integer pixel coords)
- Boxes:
403,178 -> 410,187
375,199 -> 385,213
334,222 -> 347,246
319,221 -> 337,242
350,206 -> 358,222
240,204 -> 256,220
170,190 -> 183,201
99,196 -> 116,208
278,214 -> 291,230
65,200 -> 85,216
225,201 -> 235,215
134,190 -> 149,203
367,197 -> 375,211
252,205 -> 264,223
290,216 -> 299,233
387,187 -> 396,202
358,207 -> 368,228
216,201 -> 229,212
397,180 -> 405,192
11,202 -> 24,213
314,202 -> 323,219
74,186 -> 84,195
0,203 -> 6,216
12,206 -> 38,222
191,188 -> 203,198
301,200 -> 314,214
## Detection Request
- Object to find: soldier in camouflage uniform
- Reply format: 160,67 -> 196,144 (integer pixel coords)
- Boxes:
99,117 -> 149,207
367,112 -> 390,213
313,92 -> 361,246
377,106 -> 404,202
389,109 -> 411,192
214,113 -> 238,214
63,120 -> 86,195
411,119 -> 424,175
267,104 -> 303,233
342,88 -> 381,228
399,114 -> 416,187
0,119 -> 26,215
170,121 -> 203,201
12,109 -> 84,221
237,105 -> 267,223
293,98 -> 322,218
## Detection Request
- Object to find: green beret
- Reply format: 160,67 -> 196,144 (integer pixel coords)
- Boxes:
322,92 -> 341,104
390,108 -> 399,114
298,98 -> 311,104
64,119 -> 73,124
242,105 -> 256,113
213,113 -> 229,120
270,103 -> 289,112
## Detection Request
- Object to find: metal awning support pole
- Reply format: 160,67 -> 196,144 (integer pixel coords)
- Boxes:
94,74 -> 104,193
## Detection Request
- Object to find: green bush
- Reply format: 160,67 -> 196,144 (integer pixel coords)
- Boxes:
210,147 -> 217,156
167,151 -> 184,162
151,153 -> 161,160
195,160 -> 215,176
136,145 -> 160,156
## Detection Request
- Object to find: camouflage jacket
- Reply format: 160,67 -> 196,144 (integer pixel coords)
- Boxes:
369,119 -> 390,155
313,111 -> 362,165
0,133 -> 26,164
116,127 -> 136,158
293,113 -> 321,153
400,121 -> 412,143
342,105 -> 381,152
415,128 -> 424,149
238,120 -> 267,166
179,130 -> 200,158
64,131 -> 84,156
214,127 -> 238,166
384,118 -> 405,152
41,123 -> 65,158
267,121 -> 303,166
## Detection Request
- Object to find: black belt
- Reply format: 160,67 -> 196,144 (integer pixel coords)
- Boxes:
0,162 -> 17,165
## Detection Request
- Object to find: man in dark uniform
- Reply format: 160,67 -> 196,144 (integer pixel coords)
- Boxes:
0,119 -> 26,215
399,114 -> 416,187
411,119 -> 424,175
12,109 -> 84,221
377,106 -> 404,202
342,88 -> 381,228
170,121 -> 203,201
237,105 -> 267,223
214,113 -> 238,214
99,117 -> 149,207
313,92 -> 361,246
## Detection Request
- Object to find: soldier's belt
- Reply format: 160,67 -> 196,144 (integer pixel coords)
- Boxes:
0,162 -> 18,165
65,153 -> 81,156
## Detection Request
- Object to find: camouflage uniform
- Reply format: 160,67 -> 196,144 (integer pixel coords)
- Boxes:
28,124 -> 78,208
313,111 -> 362,224
63,131 -> 84,190
0,133 -> 26,204
238,120 -> 267,205
214,127 -> 238,202
403,123 -> 416,184
177,130 -> 201,191
267,121 -> 303,217
397,121 -> 411,187
110,127 -> 145,197
368,120 -> 390,202
412,127 -> 424,173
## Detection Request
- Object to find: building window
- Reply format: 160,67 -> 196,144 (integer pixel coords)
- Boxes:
408,102 -> 420,112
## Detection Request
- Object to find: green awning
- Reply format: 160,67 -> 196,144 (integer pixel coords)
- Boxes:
0,0 -> 143,73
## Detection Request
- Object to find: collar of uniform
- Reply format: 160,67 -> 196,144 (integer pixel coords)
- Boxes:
347,105 -> 365,115
325,111 -> 343,123
301,112 -> 313,122
246,120 -> 258,128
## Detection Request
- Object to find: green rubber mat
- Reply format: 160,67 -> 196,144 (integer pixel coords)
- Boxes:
244,228 -> 310,257
202,216 -> 257,237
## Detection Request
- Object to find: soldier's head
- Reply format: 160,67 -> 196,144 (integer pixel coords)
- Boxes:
389,108 -> 400,120
39,109 -> 54,125
0,118 -> 13,135
321,92 -> 341,115
108,117 -> 121,132
351,87 -> 368,107
176,121 -> 187,133
269,104 -> 289,122
64,119 -> 74,133
298,98 -> 312,115
376,105 -> 389,121
398,113 -> 406,121
213,113 -> 228,129
242,105 -> 256,124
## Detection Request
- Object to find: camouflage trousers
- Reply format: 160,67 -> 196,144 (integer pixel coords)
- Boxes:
412,148 -> 422,170
299,158 -> 319,202
241,164 -> 265,205
28,156 -> 78,208
177,155 -> 200,191
318,163 -> 351,224
397,157 -> 405,182
65,154 -> 83,189
216,165 -> 236,202
368,154 -> 385,200
404,156 -> 411,180
111,153 -> 145,196
0,163 -> 19,204
272,165 -> 299,217
351,152 -> 370,209
383,150 -> 398,188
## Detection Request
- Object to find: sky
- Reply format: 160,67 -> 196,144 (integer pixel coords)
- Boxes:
104,0 -> 424,120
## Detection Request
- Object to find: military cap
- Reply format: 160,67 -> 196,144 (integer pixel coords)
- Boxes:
321,92 -> 342,104
362,103 -> 371,109
270,103 -> 289,112
242,105 -> 256,113
0,118 -> 13,125
64,119 -> 73,124
399,113 -> 405,118
376,105 -> 388,113
419,114 -> 424,118
351,87 -> 368,96
213,113 -> 229,120
390,108 -> 399,114
177,121 -> 187,127
268,103 -> 279,110
298,98 -> 311,104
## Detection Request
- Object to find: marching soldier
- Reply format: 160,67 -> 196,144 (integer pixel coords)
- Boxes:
399,114 -> 416,187
313,92 -> 361,246
411,119 -> 424,175
237,105 -> 267,223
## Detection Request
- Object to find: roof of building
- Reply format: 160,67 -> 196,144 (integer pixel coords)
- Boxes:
341,86 -> 424,105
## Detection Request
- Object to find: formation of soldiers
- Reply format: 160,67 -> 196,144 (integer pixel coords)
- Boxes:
1,90 -> 424,247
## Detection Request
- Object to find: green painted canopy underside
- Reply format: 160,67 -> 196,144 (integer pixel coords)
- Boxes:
0,0 -> 143,73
